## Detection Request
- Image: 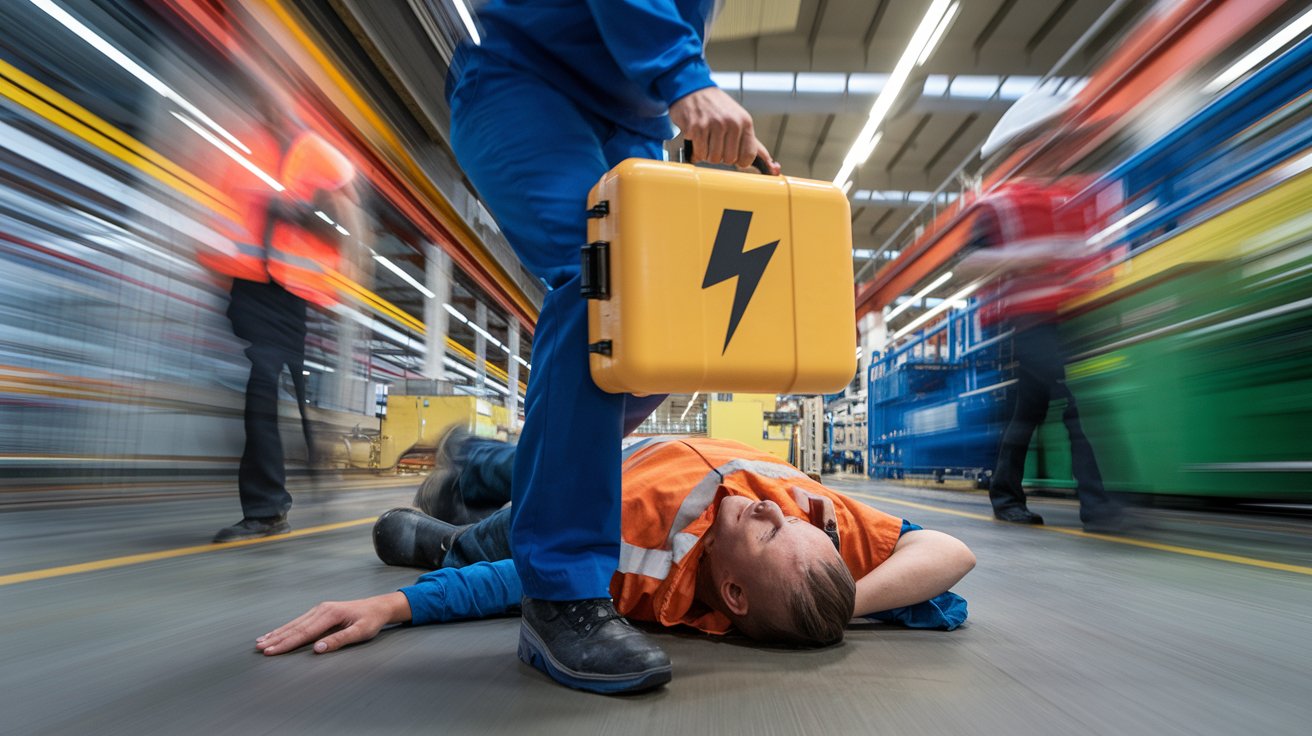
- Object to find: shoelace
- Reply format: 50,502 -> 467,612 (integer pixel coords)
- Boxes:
563,599 -> 625,633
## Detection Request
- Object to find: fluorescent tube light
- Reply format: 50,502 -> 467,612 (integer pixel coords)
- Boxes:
885,271 -> 953,321
374,254 -> 436,299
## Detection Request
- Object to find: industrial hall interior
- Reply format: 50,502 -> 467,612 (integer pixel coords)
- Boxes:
1,0 -> 1310,734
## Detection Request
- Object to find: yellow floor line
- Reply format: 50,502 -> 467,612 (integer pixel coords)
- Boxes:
0,517 -> 375,587
844,490 -> 1312,576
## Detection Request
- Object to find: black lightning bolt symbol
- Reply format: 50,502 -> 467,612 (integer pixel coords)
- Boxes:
702,209 -> 779,355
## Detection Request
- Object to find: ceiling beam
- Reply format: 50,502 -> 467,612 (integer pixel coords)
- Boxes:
1026,0 -> 1079,57
886,114 -> 932,172
861,0 -> 891,65
773,113 -> 790,164
808,113 -> 835,178
924,113 -> 978,175
806,0 -> 830,70
973,0 -> 1020,59
869,210 -> 894,235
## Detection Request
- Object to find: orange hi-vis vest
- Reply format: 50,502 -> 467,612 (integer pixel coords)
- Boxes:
610,438 -> 904,635
198,129 -> 355,307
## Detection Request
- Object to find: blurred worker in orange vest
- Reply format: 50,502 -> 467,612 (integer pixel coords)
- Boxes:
199,94 -> 360,544
254,435 -> 976,675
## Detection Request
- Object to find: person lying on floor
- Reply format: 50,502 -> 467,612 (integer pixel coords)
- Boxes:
257,434 -> 976,658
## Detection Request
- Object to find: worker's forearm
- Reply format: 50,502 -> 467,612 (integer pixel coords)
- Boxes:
853,531 -> 975,617
379,591 -> 413,625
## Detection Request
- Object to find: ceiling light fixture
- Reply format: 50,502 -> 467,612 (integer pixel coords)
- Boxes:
31,0 -> 251,154
171,112 -> 283,192
834,0 -> 958,189
679,392 -> 701,422
374,254 -> 436,298
917,1 -> 960,65
451,0 -> 481,45
892,281 -> 979,340
884,271 -> 953,321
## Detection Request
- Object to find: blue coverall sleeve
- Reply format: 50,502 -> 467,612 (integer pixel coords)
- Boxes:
864,591 -> 970,631
585,0 -> 716,105
399,559 -> 523,625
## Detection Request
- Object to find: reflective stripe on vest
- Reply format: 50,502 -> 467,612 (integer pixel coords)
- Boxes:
616,450 -> 806,582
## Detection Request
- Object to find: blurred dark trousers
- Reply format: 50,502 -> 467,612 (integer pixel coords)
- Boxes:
237,343 -> 308,519
441,438 -> 518,568
989,323 -> 1117,523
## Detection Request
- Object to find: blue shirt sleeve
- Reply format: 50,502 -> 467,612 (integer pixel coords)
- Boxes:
863,591 -> 970,631
399,560 -> 523,625
585,0 -> 716,105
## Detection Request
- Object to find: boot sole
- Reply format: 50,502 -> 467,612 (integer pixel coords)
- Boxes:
211,524 -> 291,544
517,621 -> 672,695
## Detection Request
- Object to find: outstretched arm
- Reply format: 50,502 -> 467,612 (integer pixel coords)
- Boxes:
257,592 -> 411,655
256,559 -> 523,656
853,530 -> 975,617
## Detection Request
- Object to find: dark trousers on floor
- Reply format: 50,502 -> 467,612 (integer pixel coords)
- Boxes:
990,323 -> 1118,523
440,438 -> 518,569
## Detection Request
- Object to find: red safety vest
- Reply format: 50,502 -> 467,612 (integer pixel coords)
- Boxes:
198,129 -> 355,307
610,438 -> 904,635
974,180 -> 1108,325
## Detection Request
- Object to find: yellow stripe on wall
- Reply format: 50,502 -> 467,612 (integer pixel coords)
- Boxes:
0,58 -> 236,220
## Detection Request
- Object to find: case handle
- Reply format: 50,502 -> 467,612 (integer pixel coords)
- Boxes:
681,140 -> 774,176
580,240 -> 610,300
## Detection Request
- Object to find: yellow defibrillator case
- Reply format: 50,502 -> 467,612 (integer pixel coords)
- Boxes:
582,158 -> 856,395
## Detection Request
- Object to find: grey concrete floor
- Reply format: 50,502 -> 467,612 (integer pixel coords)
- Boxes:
2,475 -> 1310,736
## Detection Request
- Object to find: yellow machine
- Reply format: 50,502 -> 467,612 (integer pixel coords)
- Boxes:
706,393 -> 792,461
339,395 -> 511,471
583,159 -> 857,395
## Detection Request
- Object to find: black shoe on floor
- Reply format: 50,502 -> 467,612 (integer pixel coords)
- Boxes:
994,508 -> 1045,525
1082,513 -> 1126,534
372,507 -> 464,568
518,597 -> 672,694
212,516 -> 290,543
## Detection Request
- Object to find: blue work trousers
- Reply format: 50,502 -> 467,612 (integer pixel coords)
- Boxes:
448,56 -> 666,600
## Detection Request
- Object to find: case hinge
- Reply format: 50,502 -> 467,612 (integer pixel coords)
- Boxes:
586,200 -> 610,218
580,240 -> 610,300
588,340 -> 613,356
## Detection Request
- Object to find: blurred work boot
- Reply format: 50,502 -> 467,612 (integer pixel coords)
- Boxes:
993,508 -> 1045,525
372,507 -> 465,569
413,425 -> 471,520
212,516 -> 290,543
518,597 -> 673,694
1081,512 -> 1126,534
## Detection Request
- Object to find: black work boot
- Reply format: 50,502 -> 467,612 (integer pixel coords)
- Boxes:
993,507 -> 1045,525
212,516 -> 290,543
372,507 -> 465,569
518,597 -> 672,694
413,425 -> 471,520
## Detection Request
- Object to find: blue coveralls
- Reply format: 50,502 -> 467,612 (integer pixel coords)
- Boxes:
446,1 -> 719,601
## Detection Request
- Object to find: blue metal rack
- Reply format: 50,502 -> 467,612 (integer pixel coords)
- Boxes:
867,301 -> 1011,481
866,34 -> 1312,483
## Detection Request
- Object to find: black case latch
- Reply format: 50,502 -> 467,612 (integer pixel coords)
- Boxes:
580,240 -> 610,300
588,340 -> 613,356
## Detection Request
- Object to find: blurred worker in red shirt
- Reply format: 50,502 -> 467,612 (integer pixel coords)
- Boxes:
957,180 -> 1123,533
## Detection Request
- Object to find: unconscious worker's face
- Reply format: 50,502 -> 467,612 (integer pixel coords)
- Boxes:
703,495 -> 847,640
